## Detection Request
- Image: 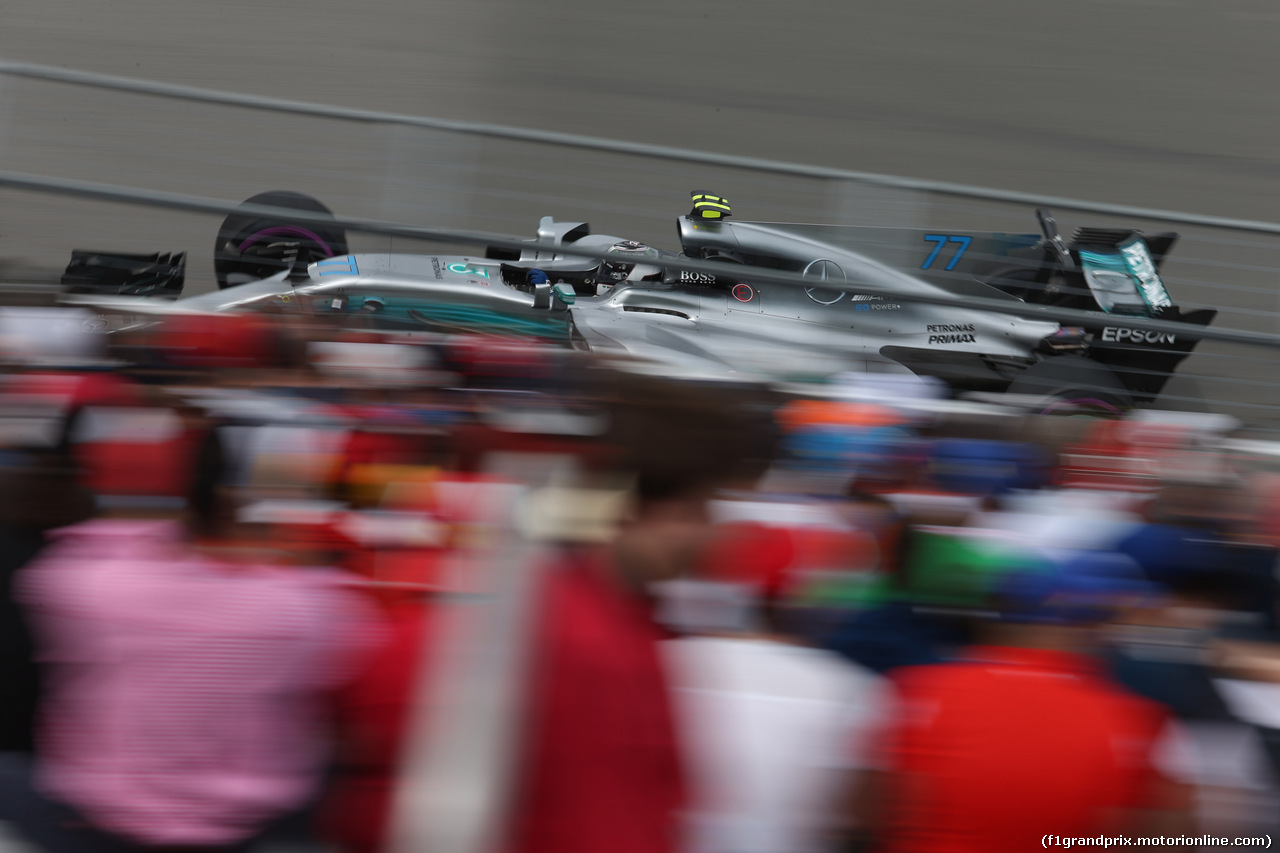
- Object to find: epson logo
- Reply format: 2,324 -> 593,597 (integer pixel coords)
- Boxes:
1101,327 -> 1176,345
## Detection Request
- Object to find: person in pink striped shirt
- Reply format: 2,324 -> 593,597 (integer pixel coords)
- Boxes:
4,516 -> 383,851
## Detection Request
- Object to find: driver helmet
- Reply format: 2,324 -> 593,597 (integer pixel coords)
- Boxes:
600,240 -> 662,282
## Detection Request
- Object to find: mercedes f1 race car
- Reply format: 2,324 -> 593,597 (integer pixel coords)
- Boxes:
68,190 -> 1216,410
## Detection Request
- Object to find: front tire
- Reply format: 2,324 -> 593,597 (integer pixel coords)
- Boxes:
213,191 -> 348,289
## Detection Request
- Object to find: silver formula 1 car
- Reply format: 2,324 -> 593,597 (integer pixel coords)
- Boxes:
71,191 -> 1216,409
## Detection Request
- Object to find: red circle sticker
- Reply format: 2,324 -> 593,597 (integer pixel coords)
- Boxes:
732,283 -> 754,302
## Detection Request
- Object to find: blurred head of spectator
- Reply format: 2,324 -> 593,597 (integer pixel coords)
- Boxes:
770,398 -> 915,495
988,549 -> 1154,638
601,371 -> 779,591
1145,476 -> 1251,534
0,450 -> 94,533
926,438 -> 1053,497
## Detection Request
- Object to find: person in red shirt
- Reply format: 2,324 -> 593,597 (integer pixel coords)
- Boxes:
321,370 -> 778,853
864,555 -> 1191,852
504,545 -> 687,853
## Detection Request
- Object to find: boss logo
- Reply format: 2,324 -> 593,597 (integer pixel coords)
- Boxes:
679,271 -> 717,284
1101,327 -> 1175,344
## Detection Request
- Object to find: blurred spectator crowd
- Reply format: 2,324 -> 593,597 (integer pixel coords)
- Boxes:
0,305 -> 1278,852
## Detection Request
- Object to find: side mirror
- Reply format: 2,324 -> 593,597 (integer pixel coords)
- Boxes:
532,282 -> 552,309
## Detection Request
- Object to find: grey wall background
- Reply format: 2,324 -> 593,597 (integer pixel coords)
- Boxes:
3,0 -> 1276,218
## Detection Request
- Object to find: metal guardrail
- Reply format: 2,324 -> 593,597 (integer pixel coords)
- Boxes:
4,60 -> 1280,235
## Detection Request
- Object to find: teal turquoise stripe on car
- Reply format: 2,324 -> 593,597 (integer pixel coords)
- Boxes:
1077,249 -> 1127,274
317,256 -> 359,276
351,298 -> 571,342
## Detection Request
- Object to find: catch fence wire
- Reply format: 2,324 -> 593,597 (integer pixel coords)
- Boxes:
0,60 -> 1278,434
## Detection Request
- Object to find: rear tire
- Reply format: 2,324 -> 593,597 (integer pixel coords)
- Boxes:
213,191 -> 348,289
1035,394 -> 1128,418
1006,355 -> 1132,417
